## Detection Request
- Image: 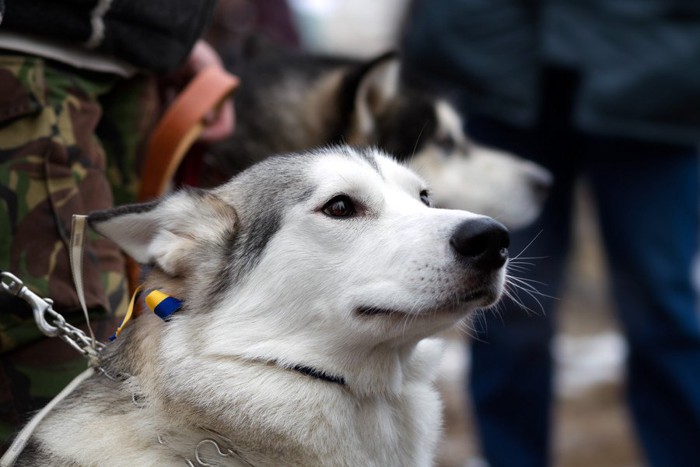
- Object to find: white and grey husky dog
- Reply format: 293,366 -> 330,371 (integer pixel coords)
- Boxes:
206,51 -> 551,230
15,147 -> 510,466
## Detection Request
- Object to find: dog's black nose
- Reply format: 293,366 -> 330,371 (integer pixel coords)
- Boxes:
450,218 -> 510,270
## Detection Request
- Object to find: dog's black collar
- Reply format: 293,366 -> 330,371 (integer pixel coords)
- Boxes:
291,364 -> 346,386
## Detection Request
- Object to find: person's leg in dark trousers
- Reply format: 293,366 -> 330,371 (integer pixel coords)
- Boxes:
464,67 -> 581,466
465,118 -> 574,466
587,139 -> 700,467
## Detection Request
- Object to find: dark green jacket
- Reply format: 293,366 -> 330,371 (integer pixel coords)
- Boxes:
404,0 -> 700,144
0,0 -> 216,72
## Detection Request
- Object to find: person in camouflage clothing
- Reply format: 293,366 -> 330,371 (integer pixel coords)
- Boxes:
0,0 -> 235,451
0,56 -> 156,448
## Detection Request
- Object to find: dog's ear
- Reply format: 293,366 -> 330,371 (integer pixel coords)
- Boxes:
88,190 -> 237,276
347,52 -> 401,137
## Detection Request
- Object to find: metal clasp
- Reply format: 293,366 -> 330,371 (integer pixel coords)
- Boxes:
1,271 -> 59,337
1,271 -> 24,295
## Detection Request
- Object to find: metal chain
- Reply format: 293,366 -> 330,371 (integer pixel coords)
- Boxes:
1,271 -> 104,362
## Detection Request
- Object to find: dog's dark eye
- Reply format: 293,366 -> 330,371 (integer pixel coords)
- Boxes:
322,195 -> 356,218
420,190 -> 431,207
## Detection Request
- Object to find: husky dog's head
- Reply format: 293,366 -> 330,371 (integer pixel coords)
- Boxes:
342,54 -> 552,230
90,147 -> 509,395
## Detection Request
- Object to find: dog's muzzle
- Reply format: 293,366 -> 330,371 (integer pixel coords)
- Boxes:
450,218 -> 510,270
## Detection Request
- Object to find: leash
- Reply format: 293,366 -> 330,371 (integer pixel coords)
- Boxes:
0,367 -> 95,467
1,213 -> 106,466
68,215 -> 100,366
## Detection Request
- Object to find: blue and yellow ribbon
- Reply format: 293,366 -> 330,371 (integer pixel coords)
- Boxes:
144,289 -> 182,320
110,287 -> 183,340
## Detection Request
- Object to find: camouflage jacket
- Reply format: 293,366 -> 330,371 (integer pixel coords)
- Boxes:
0,54 -> 157,447
0,56 -> 156,353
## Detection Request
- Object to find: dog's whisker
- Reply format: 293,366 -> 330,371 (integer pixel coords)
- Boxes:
508,276 -> 540,293
502,286 -> 532,311
510,256 -> 549,262
505,263 -> 532,273
506,267 -> 534,277
457,320 -> 480,340
504,293 -> 539,317
511,230 -> 544,261
507,276 -> 558,301
462,312 -> 489,343
507,274 -> 550,290
506,276 -> 543,295
506,281 -> 547,315
456,315 -> 475,334
507,259 -> 538,267
507,285 -> 545,306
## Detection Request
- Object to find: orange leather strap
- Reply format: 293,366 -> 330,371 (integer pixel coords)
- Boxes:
138,66 -> 240,201
127,66 -> 239,293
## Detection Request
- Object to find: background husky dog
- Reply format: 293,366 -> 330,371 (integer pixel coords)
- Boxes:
205,51 -> 551,230
15,147 -> 510,466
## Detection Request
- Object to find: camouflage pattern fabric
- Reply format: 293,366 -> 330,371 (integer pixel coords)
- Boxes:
0,55 -> 156,448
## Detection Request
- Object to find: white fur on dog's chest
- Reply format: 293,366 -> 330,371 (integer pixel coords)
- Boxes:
32,361 -> 441,467
256,377 -> 441,465
338,381 -> 443,466
153,339 -> 445,466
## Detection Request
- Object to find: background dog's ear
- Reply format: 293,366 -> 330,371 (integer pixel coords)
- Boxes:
346,52 -> 401,137
88,190 -> 238,276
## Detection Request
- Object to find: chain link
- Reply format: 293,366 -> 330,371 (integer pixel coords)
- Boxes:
1,271 -> 104,360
